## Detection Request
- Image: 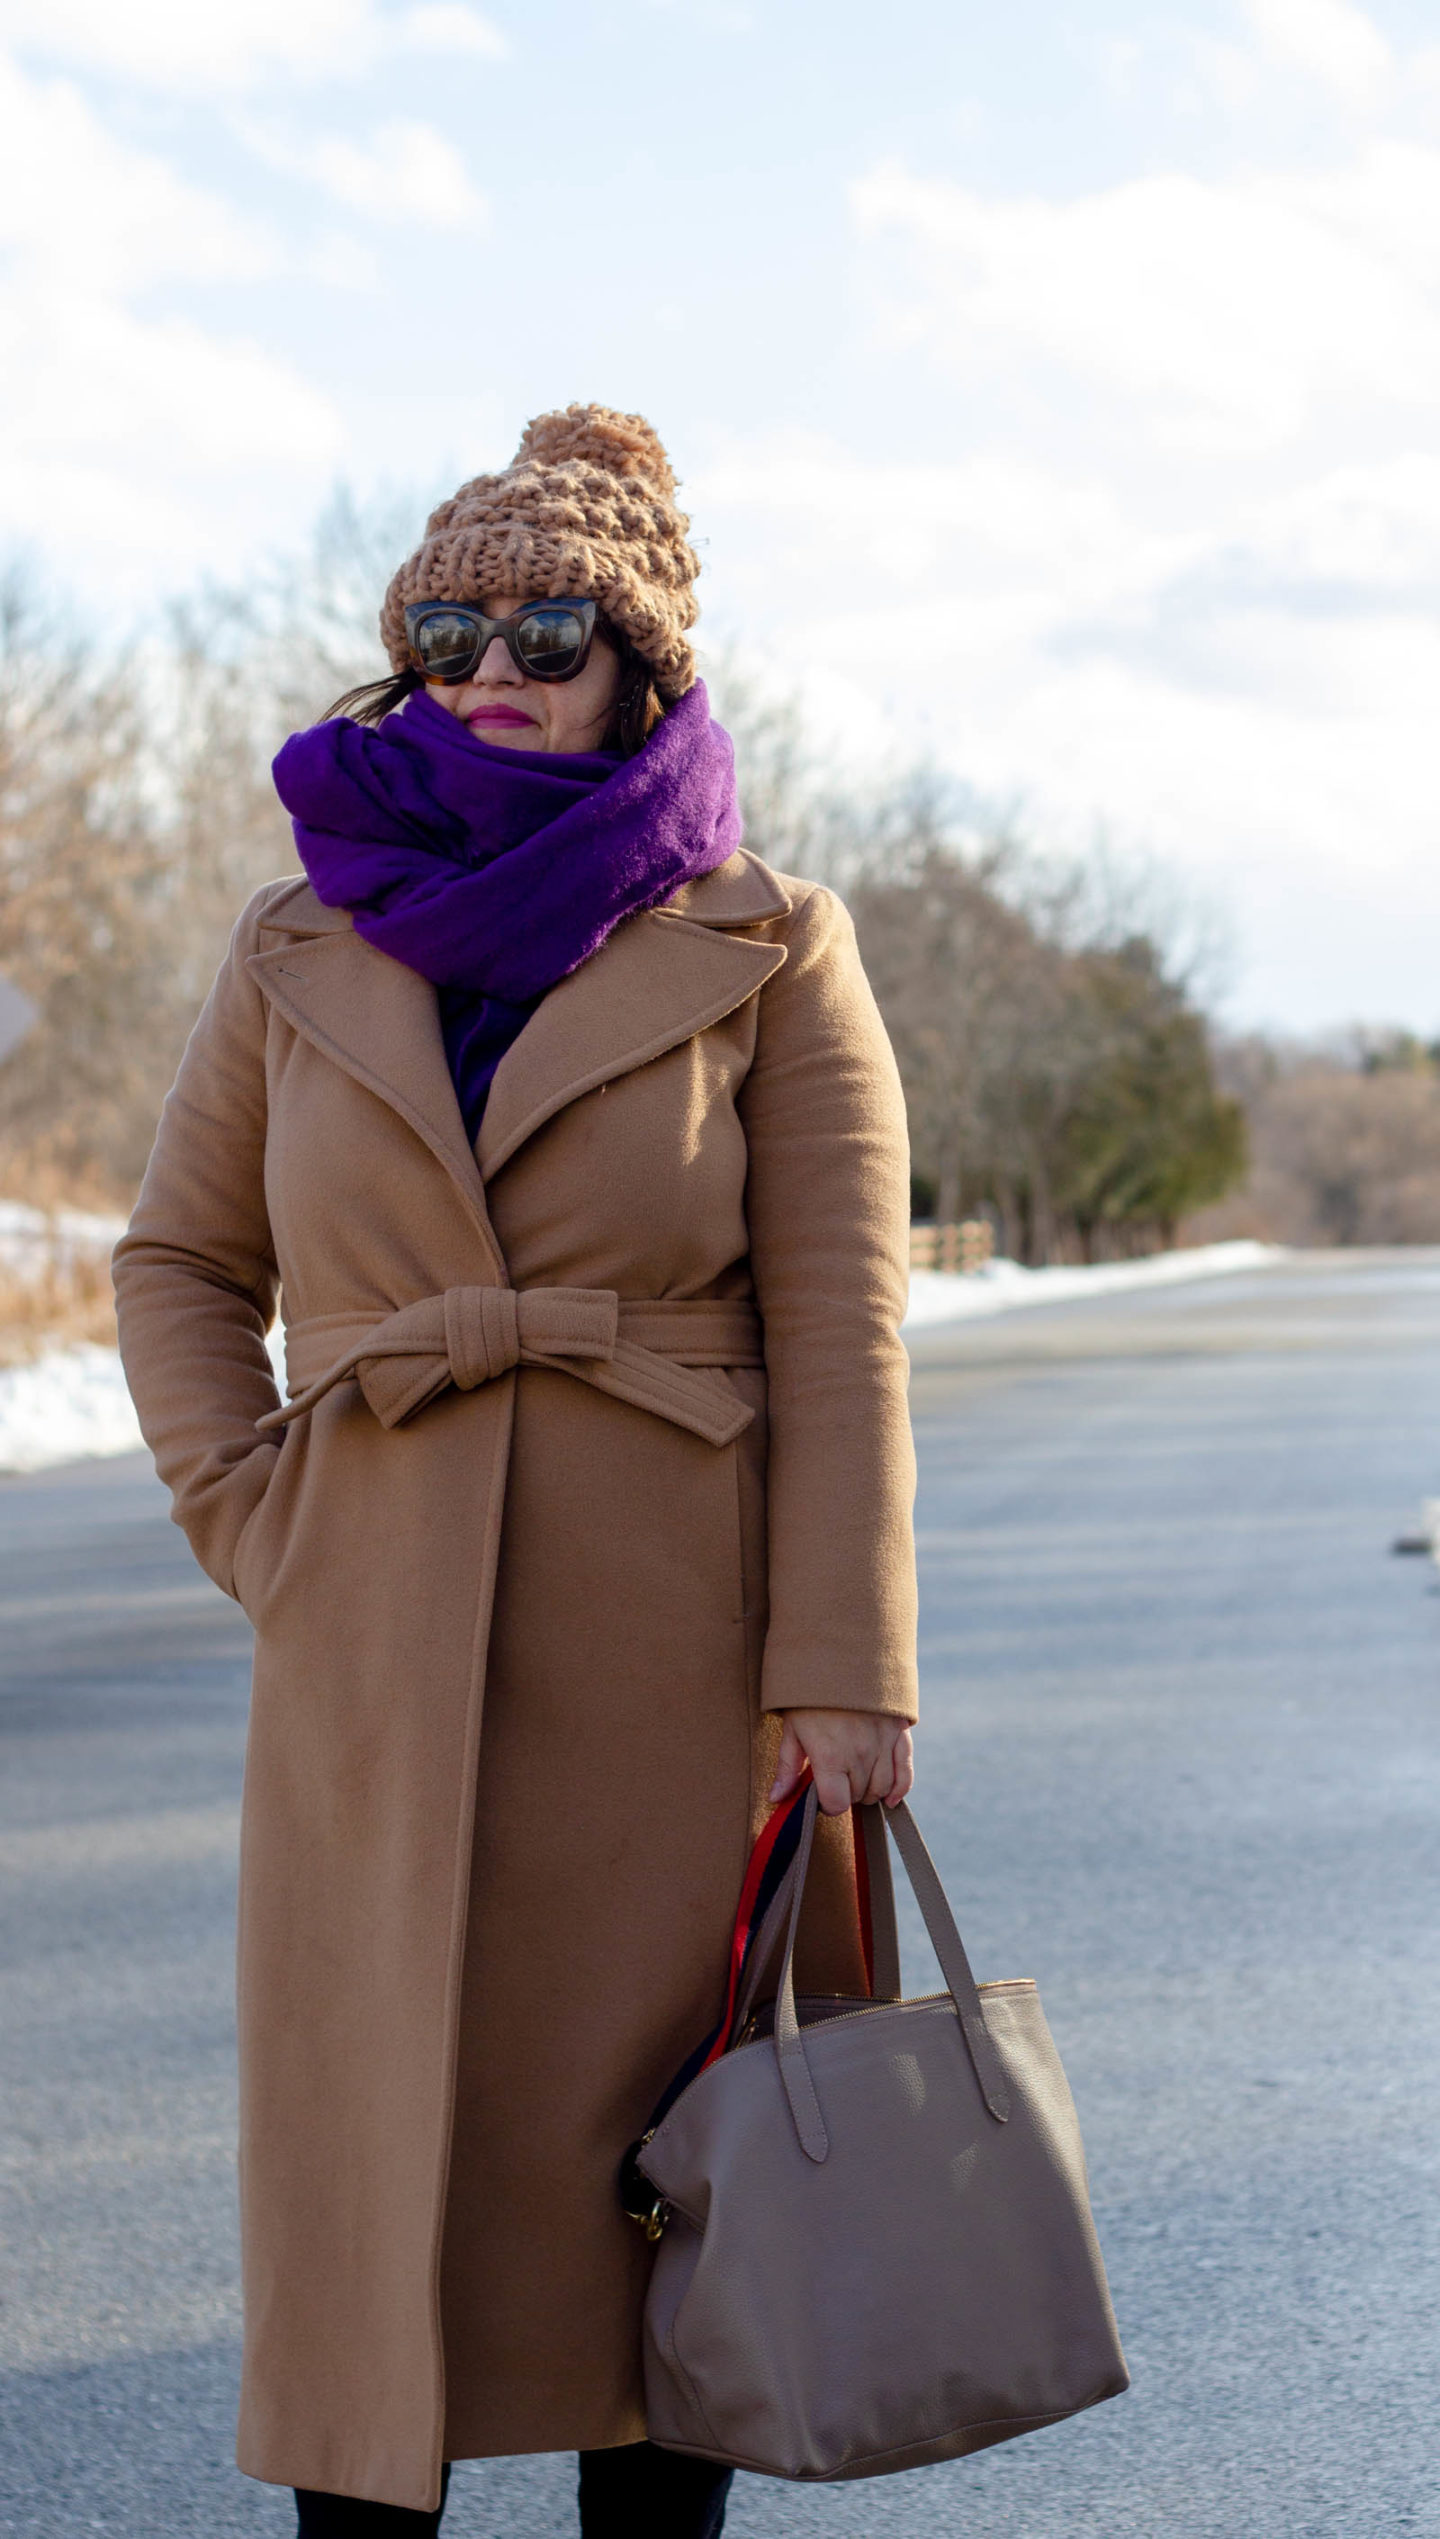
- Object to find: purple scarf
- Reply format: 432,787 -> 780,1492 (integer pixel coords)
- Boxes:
272,682 -> 741,1139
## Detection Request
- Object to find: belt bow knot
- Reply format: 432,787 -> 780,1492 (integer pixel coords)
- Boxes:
258,1285 -> 760,1449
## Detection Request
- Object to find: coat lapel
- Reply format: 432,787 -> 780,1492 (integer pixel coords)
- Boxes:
476,851 -> 791,1182
245,883 -> 502,1260
245,853 -> 792,1204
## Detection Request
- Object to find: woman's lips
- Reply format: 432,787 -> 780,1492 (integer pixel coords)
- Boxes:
465,704 -> 534,729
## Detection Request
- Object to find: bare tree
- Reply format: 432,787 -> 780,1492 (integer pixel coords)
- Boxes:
851,845 -> 1055,1231
0,576 -> 174,1198
1200,1049 -> 1440,1246
844,785 -> 1243,1261
138,485 -> 440,1039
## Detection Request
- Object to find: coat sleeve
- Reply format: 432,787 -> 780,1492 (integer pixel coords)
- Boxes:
112,889 -> 284,1599
739,881 -> 918,1720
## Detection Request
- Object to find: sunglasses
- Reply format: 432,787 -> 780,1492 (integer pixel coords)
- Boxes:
404,597 -> 599,685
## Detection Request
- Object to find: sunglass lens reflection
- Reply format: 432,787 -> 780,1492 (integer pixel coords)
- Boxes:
514,608 -> 586,672
413,611 -> 481,675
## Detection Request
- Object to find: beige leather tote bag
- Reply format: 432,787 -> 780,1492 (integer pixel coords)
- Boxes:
634,1787 -> 1128,2482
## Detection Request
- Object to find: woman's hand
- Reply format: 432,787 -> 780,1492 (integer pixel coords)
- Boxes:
770,1710 -> 915,1816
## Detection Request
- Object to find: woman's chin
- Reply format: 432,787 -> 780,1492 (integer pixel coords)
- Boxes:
467,719 -> 543,749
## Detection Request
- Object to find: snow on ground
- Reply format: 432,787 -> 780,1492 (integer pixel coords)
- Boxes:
0,1200 -> 126,1273
0,1345 -> 145,1472
0,1202 -> 141,1471
0,1240 -> 1280,1477
903,1238 -> 1280,1328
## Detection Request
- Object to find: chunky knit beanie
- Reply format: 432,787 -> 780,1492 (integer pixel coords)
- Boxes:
380,404 -> 700,702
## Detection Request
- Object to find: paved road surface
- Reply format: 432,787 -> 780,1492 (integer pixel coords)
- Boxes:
3,1251 -> 1438,2538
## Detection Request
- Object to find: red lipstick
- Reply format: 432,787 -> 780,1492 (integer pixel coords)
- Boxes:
466,704 -> 534,729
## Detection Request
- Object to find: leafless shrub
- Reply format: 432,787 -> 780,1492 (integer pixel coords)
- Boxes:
0,1246 -> 117,1366
0,492 -> 423,1206
0,575 -> 181,1199
1193,1038 -> 1440,1245
854,846 -> 1243,1260
851,843 -> 1052,1232
700,654 -> 838,880
155,486 -> 425,1006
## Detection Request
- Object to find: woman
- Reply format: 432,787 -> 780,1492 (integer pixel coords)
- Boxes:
114,406 -> 918,2537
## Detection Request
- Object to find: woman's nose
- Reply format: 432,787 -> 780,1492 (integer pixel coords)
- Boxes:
475,634 -> 522,683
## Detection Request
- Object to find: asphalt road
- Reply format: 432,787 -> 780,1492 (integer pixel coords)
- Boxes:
2,1250 -> 1438,2539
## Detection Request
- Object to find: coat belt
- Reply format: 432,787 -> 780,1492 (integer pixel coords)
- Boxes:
256,1290 -> 763,1448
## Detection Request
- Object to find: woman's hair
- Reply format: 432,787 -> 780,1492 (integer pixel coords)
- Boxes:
325,611 -> 665,758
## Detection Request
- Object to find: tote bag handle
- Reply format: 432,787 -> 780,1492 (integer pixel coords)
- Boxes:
730,1797 -> 903,2040
774,1789 -> 1012,2162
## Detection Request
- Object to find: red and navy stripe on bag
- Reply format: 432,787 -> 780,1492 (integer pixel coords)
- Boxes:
617,1779 -> 879,2228
621,1772 -> 877,2197
638,1773 -> 810,2139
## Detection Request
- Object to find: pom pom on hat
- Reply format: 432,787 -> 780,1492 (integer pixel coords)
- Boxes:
380,403 -> 699,700
515,405 -> 678,495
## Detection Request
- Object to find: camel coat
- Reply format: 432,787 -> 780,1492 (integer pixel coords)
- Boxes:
113,847 -> 918,2512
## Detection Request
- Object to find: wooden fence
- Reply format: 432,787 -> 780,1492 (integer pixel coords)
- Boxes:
909,1220 -> 996,1275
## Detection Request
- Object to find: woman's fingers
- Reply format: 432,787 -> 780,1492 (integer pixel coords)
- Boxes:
863,1760 -> 893,1808
777,1709 -> 917,1815
767,1716 -> 807,1803
868,1728 -> 905,1806
880,1726 -> 915,1809
811,1761 -> 858,1817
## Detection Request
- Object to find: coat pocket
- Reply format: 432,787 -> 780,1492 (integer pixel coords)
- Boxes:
230,1427 -> 305,1626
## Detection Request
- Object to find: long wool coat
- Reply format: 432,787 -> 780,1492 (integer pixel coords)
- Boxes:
113,846 -> 918,2512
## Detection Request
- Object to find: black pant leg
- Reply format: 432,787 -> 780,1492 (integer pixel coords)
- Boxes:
578,2440 -> 733,2539
294,2464 -> 451,2535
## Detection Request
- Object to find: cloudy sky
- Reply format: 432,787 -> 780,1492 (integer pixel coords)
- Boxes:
2,0 -> 1437,1030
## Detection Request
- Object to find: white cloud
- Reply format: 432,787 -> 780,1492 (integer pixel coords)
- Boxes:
0,287 -> 342,593
396,5 -> 508,58
1242,0 -> 1392,103
0,53 -> 340,592
1,297 -> 338,478
307,121 -> 486,227
852,148 -> 1440,458
0,13 -> 489,598
1246,452 -> 1440,598
0,0 -> 368,90
705,425 -> 1440,1024
0,0 -> 508,93
701,85 -> 1440,1029
0,56 -> 272,292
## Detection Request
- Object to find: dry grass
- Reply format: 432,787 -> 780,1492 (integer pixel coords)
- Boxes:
0,1168 -> 129,1365
0,1157 -> 134,1215
0,1247 -> 118,1367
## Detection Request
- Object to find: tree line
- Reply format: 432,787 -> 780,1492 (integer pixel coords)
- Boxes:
1190,1031 -> 1440,1249
3,499 -> 1430,1258
718,679 -> 1246,1262
0,497 -> 403,1201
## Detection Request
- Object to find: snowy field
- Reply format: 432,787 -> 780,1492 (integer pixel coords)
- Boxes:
0,1344 -> 146,1473
904,1237 -> 1278,1327
0,1198 -> 127,1274
0,1227 -> 1280,1476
